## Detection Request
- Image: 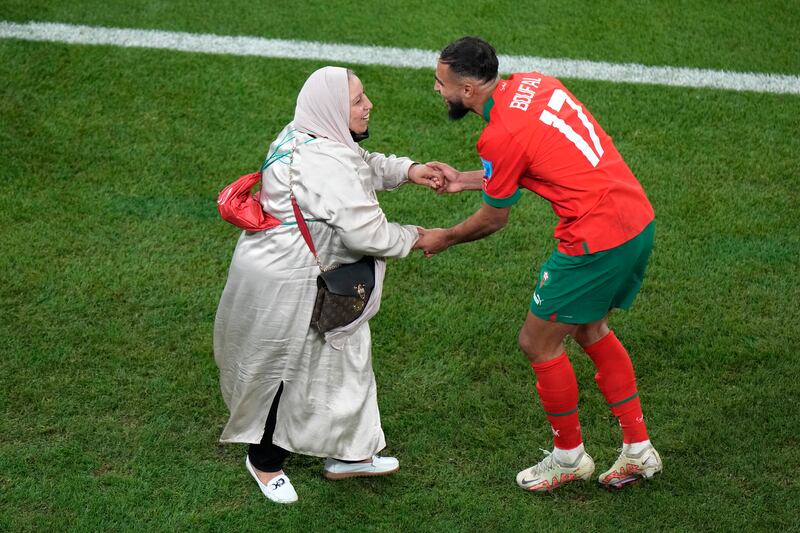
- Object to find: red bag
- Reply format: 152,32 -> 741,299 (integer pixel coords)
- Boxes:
217,171 -> 282,231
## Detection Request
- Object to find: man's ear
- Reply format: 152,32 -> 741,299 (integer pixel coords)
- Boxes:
463,82 -> 475,98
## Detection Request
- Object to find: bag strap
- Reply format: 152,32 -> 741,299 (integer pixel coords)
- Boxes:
290,194 -> 318,259
287,138 -> 331,272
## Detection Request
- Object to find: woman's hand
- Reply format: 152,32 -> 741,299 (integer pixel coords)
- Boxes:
427,162 -> 486,194
413,227 -> 453,257
425,161 -> 466,194
408,163 -> 445,191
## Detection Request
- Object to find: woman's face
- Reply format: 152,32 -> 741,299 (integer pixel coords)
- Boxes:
348,75 -> 372,134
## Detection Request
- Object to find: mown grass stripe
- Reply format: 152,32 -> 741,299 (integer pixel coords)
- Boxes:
1,21 -> 799,95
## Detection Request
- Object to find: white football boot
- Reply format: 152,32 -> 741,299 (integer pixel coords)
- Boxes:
516,450 -> 595,492
598,443 -> 663,489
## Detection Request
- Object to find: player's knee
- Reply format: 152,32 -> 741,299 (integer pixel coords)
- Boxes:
575,321 -> 609,348
518,329 -> 545,363
518,329 -> 534,358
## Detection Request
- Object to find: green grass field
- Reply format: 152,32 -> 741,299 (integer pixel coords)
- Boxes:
1,2 -> 799,531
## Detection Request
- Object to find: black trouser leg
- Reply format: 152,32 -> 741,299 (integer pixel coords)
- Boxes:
248,382 -> 290,472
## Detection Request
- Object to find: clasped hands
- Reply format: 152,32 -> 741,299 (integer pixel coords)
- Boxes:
407,161 -> 465,257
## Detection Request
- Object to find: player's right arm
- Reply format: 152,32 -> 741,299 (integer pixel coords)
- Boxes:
414,202 -> 511,256
444,201 -> 511,244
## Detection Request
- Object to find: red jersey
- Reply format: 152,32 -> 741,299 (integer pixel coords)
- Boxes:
478,73 -> 654,255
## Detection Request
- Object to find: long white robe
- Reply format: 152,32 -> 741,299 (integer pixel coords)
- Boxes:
213,124 -> 417,460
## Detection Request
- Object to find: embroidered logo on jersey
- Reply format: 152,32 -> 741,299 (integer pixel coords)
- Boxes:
498,80 -> 509,92
533,292 -> 543,306
481,158 -> 493,181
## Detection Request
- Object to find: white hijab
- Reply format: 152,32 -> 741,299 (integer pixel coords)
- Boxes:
293,66 -> 359,155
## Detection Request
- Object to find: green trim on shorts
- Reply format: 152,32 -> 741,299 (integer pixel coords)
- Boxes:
482,188 -> 521,208
529,221 -> 655,324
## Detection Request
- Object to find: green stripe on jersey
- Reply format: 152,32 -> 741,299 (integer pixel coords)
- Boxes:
482,97 -> 495,122
483,188 -> 521,208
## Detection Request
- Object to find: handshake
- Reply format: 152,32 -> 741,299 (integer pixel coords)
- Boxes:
406,161 -> 475,257
407,160 -> 470,195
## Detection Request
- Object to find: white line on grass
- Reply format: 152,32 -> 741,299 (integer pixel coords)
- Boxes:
2,21 -> 799,95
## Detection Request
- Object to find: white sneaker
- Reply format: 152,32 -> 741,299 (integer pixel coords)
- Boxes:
245,456 -> 298,504
323,455 -> 400,480
516,450 -> 595,492
598,444 -> 663,489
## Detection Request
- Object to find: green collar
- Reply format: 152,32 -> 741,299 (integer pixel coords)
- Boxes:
482,97 -> 495,122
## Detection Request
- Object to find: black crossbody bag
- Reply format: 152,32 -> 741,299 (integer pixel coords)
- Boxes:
287,145 -> 375,334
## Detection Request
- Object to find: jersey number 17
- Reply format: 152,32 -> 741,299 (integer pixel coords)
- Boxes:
538,89 -> 604,167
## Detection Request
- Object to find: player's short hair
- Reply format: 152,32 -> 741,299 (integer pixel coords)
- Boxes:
439,36 -> 498,83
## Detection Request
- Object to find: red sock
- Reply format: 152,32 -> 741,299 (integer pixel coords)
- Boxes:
531,352 -> 582,449
583,331 -> 649,443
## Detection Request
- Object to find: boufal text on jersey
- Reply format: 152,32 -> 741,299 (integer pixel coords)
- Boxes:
509,77 -> 543,111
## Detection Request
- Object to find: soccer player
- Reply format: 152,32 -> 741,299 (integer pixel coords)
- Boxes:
416,36 -> 663,491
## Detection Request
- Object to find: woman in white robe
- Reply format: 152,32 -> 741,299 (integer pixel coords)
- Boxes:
213,66 -> 441,503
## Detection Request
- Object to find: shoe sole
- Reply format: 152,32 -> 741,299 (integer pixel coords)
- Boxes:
600,475 -> 643,490
521,479 -> 591,492
599,466 -> 662,490
519,472 -> 594,492
323,466 -> 399,480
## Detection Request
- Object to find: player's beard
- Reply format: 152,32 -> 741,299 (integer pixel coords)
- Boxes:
446,97 -> 470,120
